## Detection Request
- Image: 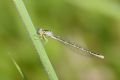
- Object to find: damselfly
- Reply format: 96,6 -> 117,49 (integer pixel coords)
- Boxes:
37,28 -> 104,59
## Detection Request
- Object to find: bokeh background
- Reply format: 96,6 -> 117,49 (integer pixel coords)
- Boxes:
0,0 -> 120,80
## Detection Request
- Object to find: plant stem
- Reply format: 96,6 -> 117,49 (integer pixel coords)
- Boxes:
13,0 -> 58,80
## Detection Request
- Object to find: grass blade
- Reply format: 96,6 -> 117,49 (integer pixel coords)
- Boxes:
12,0 -> 58,80
11,56 -> 27,80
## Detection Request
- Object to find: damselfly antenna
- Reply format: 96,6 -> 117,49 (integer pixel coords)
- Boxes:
37,28 -> 104,59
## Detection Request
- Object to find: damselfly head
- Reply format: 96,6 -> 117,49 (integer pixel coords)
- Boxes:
37,28 -> 53,37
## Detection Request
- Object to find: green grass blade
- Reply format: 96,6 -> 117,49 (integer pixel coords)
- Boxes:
68,0 -> 120,19
8,53 -> 27,80
12,0 -> 58,80
12,59 -> 25,79
11,57 -> 27,80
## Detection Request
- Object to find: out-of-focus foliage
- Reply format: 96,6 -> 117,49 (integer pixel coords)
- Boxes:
0,0 -> 120,80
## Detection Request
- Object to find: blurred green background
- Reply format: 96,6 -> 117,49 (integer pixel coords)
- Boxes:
0,0 -> 120,80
